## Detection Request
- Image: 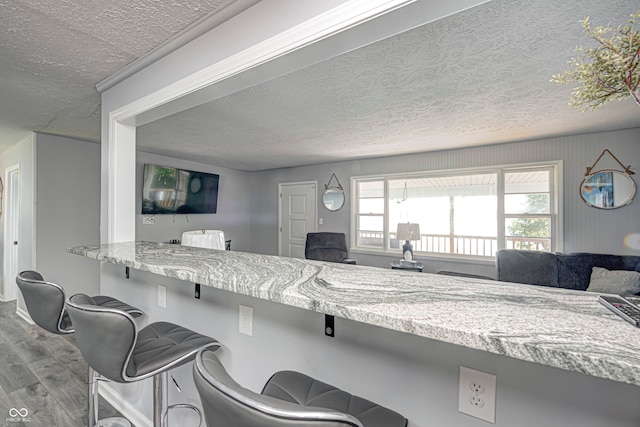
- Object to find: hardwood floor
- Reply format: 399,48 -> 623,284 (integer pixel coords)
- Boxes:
0,301 -> 123,427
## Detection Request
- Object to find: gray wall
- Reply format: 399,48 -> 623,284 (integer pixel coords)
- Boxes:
0,133 -> 103,304
14,127 -> 639,294
34,133 -> 101,298
250,127 -> 640,276
136,151 -> 252,252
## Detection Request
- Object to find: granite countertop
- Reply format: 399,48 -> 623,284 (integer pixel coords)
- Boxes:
68,241 -> 640,387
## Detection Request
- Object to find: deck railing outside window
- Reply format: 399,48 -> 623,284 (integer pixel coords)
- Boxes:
357,231 -> 551,256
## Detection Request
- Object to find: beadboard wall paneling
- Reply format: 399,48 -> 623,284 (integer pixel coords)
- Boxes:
249,128 -> 640,275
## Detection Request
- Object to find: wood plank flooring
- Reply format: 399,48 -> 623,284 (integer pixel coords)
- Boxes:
0,301 -> 124,426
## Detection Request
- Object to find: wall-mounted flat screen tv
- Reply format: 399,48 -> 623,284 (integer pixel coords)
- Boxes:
142,164 -> 219,214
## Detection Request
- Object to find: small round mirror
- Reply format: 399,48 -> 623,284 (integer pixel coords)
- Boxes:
580,170 -> 636,209
323,188 -> 345,211
190,176 -> 202,193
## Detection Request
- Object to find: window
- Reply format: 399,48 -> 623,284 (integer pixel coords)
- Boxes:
503,170 -> 553,252
352,163 -> 560,258
355,180 -> 385,249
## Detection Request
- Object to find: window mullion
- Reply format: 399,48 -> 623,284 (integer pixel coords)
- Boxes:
550,166 -> 558,252
497,170 -> 506,250
384,177 -> 390,251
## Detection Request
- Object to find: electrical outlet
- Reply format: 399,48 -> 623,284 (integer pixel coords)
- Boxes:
158,285 -> 167,308
239,305 -> 253,336
459,366 -> 496,423
470,381 -> 485,394
143,216 -> 155,225
469,394 -> 485,408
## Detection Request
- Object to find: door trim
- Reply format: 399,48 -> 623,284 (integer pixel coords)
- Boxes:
3,164 -> 20,301
278,181 -> 317,257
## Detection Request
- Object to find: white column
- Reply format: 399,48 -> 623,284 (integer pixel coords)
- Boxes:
107,120 -> 136,243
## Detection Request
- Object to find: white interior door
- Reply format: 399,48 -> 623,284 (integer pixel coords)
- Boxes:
3,165 -> 20,301
279,182 -> 317,258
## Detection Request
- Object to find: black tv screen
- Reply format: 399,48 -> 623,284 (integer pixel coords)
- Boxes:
142,164 -> 219,214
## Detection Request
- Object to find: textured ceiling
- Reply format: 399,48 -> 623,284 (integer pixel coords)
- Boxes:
137,0 -> 640,171
1,0 -> 639,171
0,0 -> 238,147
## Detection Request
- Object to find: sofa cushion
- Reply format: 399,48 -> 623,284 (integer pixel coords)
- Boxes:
586,267 -> 640,294
557,253 -> 640,291
496,249 -> 558,287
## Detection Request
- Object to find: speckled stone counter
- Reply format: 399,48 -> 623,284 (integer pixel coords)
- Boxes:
68,241 -> 640,387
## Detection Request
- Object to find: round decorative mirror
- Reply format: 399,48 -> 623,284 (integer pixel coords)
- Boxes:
323,188 -> 345,211
190,176 -> 202,193
322,172 -> 345,211
580,170 -> 636,209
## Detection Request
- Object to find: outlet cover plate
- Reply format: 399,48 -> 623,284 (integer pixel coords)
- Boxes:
459,366 -> 496,423
239,305 -> 253,336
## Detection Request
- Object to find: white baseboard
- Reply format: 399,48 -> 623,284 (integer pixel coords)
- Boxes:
16,306 -> 34,325
99,383 -> 152,427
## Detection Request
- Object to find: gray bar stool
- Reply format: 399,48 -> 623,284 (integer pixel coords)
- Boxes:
16,270 -> 143,427
66,293 -> 220,427
193,349 -> 408,427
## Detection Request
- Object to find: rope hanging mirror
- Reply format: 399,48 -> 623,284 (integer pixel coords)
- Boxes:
580,149 -> 636,209
322,173 -> 345,211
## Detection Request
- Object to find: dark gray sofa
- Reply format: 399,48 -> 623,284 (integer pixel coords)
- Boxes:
496,249 -> 640,291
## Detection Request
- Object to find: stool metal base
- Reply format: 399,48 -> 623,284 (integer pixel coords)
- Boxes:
96,417 -> 132,427
88,367 -> 132,427
153,372 -> 203,427
165,404 -> 202,427
89,369 -> 200,427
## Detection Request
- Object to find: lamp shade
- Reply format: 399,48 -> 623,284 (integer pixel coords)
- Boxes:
396,223 -> 421,241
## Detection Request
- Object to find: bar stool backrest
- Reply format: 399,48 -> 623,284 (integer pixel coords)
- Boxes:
193,350 -> 363,427
66,293 -> 138,383
16,270 -> 73,334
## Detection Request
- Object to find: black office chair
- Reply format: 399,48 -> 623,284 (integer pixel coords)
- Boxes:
305,232 -> 356,264
193,349 -> 407,427
67,293 -> 220,427
16,270 -> 144,427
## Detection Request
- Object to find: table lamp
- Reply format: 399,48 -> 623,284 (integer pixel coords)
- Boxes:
396,223 -> 420,261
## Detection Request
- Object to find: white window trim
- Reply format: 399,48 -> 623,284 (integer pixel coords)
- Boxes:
350,161 -> 563,260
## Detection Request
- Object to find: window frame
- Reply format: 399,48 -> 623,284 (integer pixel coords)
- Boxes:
350,161 -> 563,260
354,177 -> 387,250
